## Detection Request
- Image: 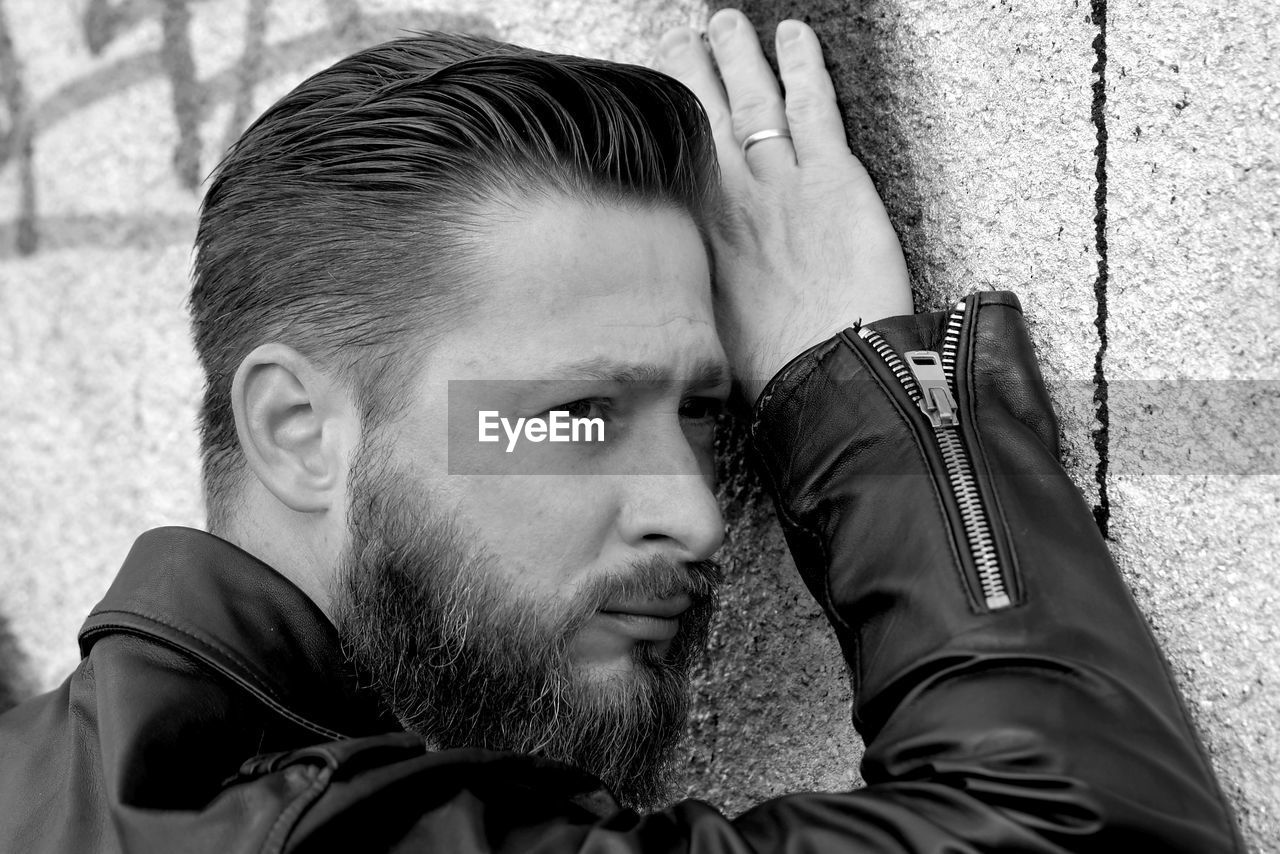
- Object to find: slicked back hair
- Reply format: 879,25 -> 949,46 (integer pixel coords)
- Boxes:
190,32 -> 718,531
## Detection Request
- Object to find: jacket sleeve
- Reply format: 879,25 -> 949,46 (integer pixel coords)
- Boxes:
734,290 -> 1241,851
256,292 -> 1242,853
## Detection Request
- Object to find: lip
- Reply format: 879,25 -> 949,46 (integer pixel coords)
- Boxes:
597,596 -> 692,643
602,595 -> 692,620
596,611 -> 681,642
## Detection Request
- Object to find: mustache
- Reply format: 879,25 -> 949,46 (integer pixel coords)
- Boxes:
571,555 -> 724,620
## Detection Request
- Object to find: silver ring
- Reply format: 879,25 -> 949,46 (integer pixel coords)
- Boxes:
741,127 -> 792,154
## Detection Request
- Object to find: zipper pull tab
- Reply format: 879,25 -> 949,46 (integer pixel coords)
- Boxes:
904,351 -> 958,427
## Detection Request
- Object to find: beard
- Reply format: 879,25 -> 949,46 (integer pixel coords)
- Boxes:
331,436 -> 723,812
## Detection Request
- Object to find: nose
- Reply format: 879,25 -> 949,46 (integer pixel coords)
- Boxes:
614,427 -> 725,562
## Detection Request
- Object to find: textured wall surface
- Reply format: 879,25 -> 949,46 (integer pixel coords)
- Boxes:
1105,1 -> 1280,846
0,0 -> 1276,850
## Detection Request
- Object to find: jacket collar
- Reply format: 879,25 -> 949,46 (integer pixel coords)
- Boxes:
79,526 -> 400,741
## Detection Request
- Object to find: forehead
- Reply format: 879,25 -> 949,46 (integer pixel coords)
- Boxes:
425,196 -> 722,381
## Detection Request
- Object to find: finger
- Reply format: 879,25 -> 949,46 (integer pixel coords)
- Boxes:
775,20 -> 851,167
706,9 -> 795,176
655,27 -> 747,176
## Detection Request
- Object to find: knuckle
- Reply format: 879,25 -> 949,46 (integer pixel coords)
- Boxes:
778,51 -> 819,81
785,88 -> 831,120
782,58 -> 838,97
731,91 -> 780,134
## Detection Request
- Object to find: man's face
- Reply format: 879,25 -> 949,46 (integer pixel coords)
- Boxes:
333,197 -> 730,809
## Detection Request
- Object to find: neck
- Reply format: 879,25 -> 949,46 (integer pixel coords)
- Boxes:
215,482 -> 343,617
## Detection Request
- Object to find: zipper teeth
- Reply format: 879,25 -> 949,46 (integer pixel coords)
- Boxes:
940,301 -> 965,376
858,328 -> 921,398
934,426 -> 1006,607
864,304 -> 1010,611
938,300 -> 1009,610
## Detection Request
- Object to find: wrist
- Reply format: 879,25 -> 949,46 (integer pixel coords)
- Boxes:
739,313 -> 909,406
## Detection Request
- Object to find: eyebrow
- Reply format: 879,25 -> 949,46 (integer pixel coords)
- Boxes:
539,355 -> 731,389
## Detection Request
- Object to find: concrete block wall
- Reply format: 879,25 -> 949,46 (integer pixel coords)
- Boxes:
0,0 -> 1275,849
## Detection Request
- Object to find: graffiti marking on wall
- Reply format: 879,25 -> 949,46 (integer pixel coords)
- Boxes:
0,1 -> 34,255
0,0 -> 497,258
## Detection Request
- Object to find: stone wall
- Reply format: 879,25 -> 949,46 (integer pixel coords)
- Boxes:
1,0 -> 1275,849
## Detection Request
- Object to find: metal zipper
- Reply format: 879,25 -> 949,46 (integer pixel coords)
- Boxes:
858,302 -> 1012,610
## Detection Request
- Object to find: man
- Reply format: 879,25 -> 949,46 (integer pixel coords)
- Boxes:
0,9 -> 1241,853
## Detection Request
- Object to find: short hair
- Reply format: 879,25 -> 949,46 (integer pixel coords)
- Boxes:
189,32 -> 718,531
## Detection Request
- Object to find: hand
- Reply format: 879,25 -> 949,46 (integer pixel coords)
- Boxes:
656,10 -> 912,403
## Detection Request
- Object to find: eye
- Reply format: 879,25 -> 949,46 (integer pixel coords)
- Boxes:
551,398 -> 611,421
679,396 -> 724,422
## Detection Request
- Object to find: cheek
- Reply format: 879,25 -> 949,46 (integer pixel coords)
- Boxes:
451,476 -> 617,579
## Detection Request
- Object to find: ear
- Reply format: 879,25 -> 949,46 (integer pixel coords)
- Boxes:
231,344 -> 357,514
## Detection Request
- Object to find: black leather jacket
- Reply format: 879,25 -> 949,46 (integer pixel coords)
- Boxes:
0,293 -> 1242,852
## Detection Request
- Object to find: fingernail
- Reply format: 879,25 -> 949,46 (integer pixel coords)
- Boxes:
709,12 -> 738,42
777,20 -> 803,45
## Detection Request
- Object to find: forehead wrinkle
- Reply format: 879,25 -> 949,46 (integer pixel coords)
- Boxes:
540,355 -> 730,388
